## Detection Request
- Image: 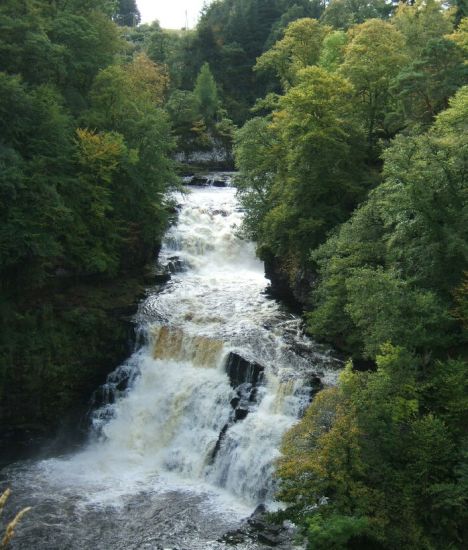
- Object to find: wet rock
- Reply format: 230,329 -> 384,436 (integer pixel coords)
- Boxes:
225,352 -> 265,388
234,408 -> 248,421
309,375 -> 323,395
188,176 -> 209,186
167,257 -> 184,273
252,504 -> 267,516
264,254 -> 317,309
219,530 -> 248,545
230,397 -> 240,409
212,209 -> 228,217
213,179 -> 227,187
236,505 -> 298,548
115,378 -> 128,392
209,423 -> 229,463
154,269 -> 171,284
249,387 -> 258,402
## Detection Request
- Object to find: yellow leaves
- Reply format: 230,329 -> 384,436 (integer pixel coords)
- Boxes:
342,19 -> 408,85
75,128 -> 134,184
277,384 -> 367,508
393,0 -> 455,57
0,488 -> 31,548
2,507 -> 31,548
76,129 -> 125,164
447,17 -> 468,57
255,18 -> 331,89
125,53 -> 169,106
89,53 -> 169,126
0,489 -> 10,513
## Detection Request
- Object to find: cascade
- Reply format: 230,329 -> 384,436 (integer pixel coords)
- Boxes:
2,179 -> 339,549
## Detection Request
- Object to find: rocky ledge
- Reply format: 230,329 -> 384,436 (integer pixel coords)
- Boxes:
220,505 -> 305,548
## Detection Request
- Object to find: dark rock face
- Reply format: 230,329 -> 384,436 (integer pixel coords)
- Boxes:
225,352 -> 265,387
189,176 -> 210,186
0,275 -> 146,467
167,256 -> 184,273
219,505 -> 299,548
210,353 -> 268,462
182,173 -> 233,188
152,256 -> 186,285
308,375 -> 324,399
264,255 -> 316,309
212,209 -> 228,217
210,353 -> 267,461
235,408 -> 249,421
225,353 -> 265,423
153,269 -> 171,284
209,423 -> 229,464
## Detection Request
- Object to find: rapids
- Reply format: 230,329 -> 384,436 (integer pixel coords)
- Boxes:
1,180 -> 338,549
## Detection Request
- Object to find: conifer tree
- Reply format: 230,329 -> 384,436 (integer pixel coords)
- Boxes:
193,62 -> 220,125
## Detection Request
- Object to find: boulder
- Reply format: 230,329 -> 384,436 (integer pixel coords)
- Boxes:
234,408 -> 248,421
225,353 -> 265,388
209,423 -> 229,463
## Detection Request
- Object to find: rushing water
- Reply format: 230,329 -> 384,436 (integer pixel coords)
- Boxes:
1,180 -> 338,549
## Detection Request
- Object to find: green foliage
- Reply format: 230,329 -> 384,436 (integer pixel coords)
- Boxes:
234,117 -> 279,239
278,346 -> 468,548
448,16 -> 468,56
340,19 -> 408,154
308,87 -> 468,358
182,1 -> 329,123
0,0 -> 176,437
236,64 -> 371,269
392,38 -> 467,128
166,90 -> 202,156
318,30 -> 347,72
193,63 -> 220,125
0,279 -> 143,435
306,514 -> 373,550
321,0 -> 392,30
345,268 -> 452,358
229,3 -> 467,549
255,18 -> 332,89
165,63 -> 235,161
393,0 -> 455,58
115,0 -> 140,27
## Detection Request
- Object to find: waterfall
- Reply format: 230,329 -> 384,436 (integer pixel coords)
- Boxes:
81,184 -> 337,505
3,181 -> 339,549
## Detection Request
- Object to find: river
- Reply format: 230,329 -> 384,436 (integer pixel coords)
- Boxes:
1,178 -> 338,549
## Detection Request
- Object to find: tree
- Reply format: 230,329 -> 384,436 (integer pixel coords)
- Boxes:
255,18 -> 331,89
278,345 -> 467,548
392,38 -> 467,127
235,66 -> 370,273
321,0 -> 392,30
115,0 -> 141,27
234,117 -> 279,239
447,16 -> 468,56
0,73 -> 73,286
193,62 -> 220,125
166,90 -> 202,157
341,19 -> 408,155
308,86 -> 468,358
318,30 -> 347,72
393,0 -> 455,58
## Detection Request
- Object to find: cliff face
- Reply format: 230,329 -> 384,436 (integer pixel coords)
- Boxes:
0,273 -> 152,466
263,255 -> 316,311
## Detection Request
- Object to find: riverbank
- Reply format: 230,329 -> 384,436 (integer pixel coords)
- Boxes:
0,269 -> 155,467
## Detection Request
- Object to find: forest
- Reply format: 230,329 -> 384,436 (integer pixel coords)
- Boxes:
0,0 -> 467,548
